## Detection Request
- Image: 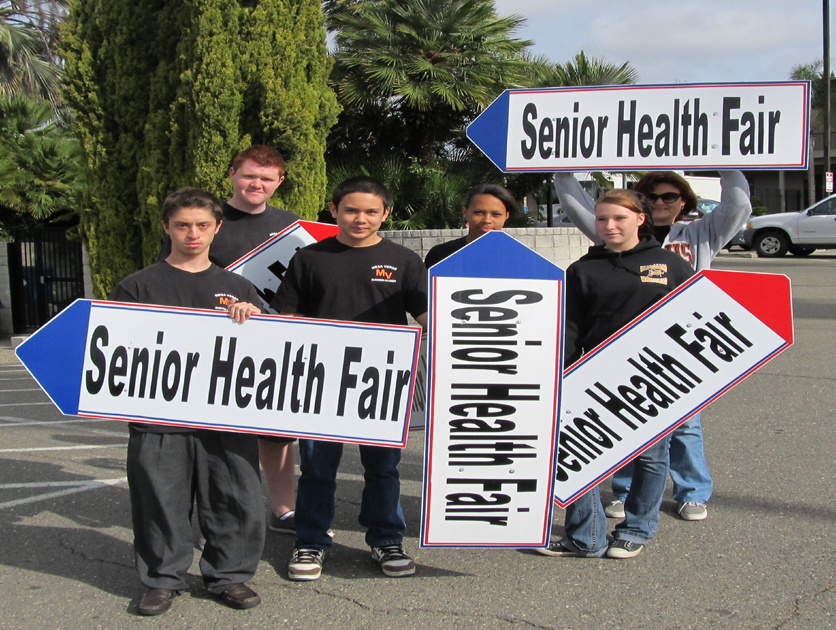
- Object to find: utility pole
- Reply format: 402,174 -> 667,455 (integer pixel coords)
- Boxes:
824,0 -> 832,195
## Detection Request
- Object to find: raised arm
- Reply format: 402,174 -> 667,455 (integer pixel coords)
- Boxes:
553,172 -> 601,244
686,170 -> 752,257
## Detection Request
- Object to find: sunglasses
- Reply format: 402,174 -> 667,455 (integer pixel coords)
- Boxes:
646,192 -> 682,204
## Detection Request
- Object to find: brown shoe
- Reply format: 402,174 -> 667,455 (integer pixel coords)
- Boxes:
137,588 -> 177,616
218,583 -> 261,609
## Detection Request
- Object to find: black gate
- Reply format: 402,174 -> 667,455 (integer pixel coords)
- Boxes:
8,228 -> 85,334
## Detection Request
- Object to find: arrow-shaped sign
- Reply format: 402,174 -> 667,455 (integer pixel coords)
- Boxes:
16,300 -> 421,447
468,82 -> 810,172
421,232 -> 564,548
554,269 -> 793,506
226,220 -> 339,312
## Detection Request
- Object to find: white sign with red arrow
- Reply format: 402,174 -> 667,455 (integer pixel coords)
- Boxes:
226,220 -> 339,313
554,269 -> 793,506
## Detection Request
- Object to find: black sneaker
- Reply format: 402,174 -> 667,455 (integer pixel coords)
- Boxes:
269,510 -> 296,534
607,539 -> 644,559
288,546 -> 325,581
536,540 -> 607,557
370,544 -> 416,577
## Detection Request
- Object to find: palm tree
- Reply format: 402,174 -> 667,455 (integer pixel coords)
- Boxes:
0,1 -> 66,103
790,60 -> 832,204
0,94 -> 84,228
525,50 -> 638,88
329,0 -> 532,163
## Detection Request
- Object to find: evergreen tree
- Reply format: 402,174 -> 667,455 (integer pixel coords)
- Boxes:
63,0 -> 338,296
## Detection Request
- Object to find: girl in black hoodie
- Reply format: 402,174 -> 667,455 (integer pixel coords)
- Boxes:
539,189 -> 694,559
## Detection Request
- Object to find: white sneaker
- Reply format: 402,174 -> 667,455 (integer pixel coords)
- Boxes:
370,544 -> 415,577
678,502 -> 708,521
288,546 -> 325,581
604,500 -> 626,518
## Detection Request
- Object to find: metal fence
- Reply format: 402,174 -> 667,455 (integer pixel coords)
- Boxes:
752,188 -> 804,214
8,228 -> 85,334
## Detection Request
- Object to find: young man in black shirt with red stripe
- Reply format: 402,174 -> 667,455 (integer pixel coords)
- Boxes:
271,177 -> 428,581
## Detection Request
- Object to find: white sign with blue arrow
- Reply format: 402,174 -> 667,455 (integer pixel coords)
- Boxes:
467,82 -> 810,172
15,300 -> 421,447
421,232 -> 564,548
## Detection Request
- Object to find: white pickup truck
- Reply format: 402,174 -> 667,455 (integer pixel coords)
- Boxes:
743,194 -> 836,257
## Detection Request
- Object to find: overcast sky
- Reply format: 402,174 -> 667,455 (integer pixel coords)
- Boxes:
493,0 -> 830,84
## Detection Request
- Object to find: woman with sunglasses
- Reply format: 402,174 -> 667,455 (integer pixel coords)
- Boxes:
554,170 -> 751,524
539,189 -> 694,559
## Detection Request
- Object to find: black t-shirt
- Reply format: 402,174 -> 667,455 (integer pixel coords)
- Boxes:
109,262 -> 261,432
654,225 -> 672,244
271,237 -> 428,325
158,202 -> 301,268
424,236 -> 468,269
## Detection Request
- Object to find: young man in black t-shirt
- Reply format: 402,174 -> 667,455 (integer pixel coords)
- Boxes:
112,188 -> 264,616
271,177 -> 428,581
159,146 -> 302,536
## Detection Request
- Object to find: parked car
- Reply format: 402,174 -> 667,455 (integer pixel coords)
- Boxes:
683,198 -> 720,221
743,194 -> 836,257
726,222 -> 750,250
534,212 -> 575,228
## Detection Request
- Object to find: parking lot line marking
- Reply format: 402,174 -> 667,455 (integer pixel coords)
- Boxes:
0,477 -> 127,510
0,478 -> 126,489
0,378 -> 34,382
0,417 -> 120,427
0,388 -> 45,393
0,402 -> 53,407
0,444 -> 127,453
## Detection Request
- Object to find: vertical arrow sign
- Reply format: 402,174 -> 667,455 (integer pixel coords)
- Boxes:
422,232 -> 564,547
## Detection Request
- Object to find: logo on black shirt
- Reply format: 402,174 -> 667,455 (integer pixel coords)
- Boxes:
215,293 -> 238,310
371,265 -> 398,283
640,264 -> 668,285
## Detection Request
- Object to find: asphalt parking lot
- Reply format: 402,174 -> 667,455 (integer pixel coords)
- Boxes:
0,251 -> 834,630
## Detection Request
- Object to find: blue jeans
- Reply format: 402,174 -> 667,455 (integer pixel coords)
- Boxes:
561,486 -> 608,555
612,436 -> 670,544
295,439 -> 406,550
564,436 -> 670,550
612,413 -> 713,504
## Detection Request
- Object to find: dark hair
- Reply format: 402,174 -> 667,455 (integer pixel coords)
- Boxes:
231,145 -> 287,175
633,171 -> 697,221
161,188 -> 223,225
463,184 -> 518,217
332,176 -> 392,209
595,188 -> 654,239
